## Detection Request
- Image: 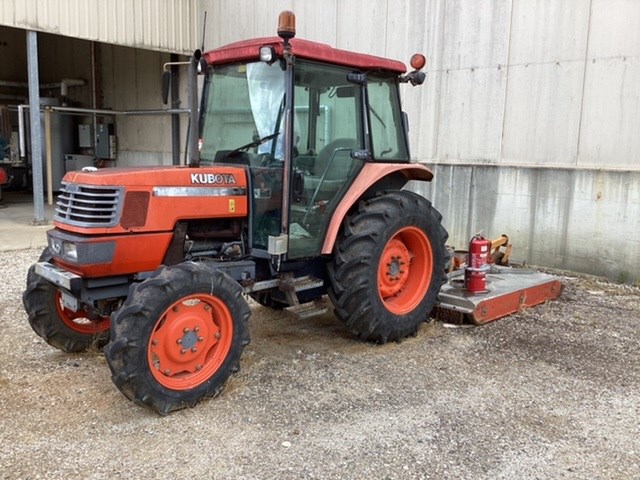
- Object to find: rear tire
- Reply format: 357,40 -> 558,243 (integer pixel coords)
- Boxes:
328,191 -> 448,343
104,262 -> 250,414
22,248 -> 110,352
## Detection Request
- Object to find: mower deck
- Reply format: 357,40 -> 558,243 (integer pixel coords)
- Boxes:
434,266 -> 563,325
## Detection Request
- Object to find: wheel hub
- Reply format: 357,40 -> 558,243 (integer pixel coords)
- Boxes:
149,300 -> 221,377
377,226 -> 433,315
379,238 -> 411,297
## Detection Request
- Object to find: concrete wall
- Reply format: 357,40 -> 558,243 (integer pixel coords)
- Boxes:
203,0 -> 640,282
4,1 -> 636,281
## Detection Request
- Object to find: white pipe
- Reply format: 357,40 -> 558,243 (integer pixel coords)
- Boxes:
0,80 -> 28,88
0,79 -> 85,90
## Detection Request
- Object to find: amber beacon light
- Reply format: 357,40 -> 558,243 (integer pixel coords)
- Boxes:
278,10 -> 296,40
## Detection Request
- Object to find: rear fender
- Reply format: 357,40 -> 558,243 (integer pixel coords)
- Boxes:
321,163 -> 433,255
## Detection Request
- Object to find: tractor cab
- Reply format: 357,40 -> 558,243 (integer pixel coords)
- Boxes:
199,30 -> 414,261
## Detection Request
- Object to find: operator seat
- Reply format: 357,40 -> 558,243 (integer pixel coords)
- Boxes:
305,138 -> 357,201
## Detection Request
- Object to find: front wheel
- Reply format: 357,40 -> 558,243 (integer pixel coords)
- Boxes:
104,262 -> 250,414
328,191 -> 448,343
22,248 -> 110,352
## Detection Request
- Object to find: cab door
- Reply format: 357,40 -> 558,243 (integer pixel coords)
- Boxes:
287,61 -> 366,259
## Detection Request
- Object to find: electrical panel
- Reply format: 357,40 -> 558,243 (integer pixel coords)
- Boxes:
96,123 -> 116,159
78,124 -> 93,148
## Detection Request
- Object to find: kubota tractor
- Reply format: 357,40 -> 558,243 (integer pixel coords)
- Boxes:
23,12 -> 448,414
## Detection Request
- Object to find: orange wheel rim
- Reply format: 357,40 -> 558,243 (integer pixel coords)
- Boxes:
377,226 -> 433,315
147,294 -> 233,390
54,291 -> 110,334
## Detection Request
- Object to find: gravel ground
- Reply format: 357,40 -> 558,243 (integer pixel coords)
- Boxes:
1,248 -> 639,479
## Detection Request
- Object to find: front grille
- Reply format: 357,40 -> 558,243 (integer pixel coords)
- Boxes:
55,182 -> 124,228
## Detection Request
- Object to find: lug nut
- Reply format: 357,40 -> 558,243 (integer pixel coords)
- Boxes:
164,369 -> 171,375
197,336 -> 204,342
180,348 -> 186,354
195,364 -> 202,371
183,327 -> 190,333
194,326 -> 200,332
176,338 -> 182,344
191,347 -> 198,353
151,339 -> 158,346
214,332 -> 221,339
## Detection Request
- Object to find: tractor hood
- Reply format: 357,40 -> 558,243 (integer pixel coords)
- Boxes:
55,165 -> 249,235
62,165 -> 245,189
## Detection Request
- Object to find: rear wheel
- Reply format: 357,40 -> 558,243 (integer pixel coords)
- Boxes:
22,248 -> 110,352
328,191 -> 448,343
104,262 -> 250,414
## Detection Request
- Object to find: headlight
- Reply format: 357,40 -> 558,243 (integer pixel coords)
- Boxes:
49,237 -> 62,255
259,46 -> 276,63
62,242 -> 78,260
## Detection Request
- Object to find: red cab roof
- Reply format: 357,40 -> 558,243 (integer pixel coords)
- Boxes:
203,37 -> 407,74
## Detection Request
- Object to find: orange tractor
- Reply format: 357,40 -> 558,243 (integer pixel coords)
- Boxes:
23,12 -> 448,414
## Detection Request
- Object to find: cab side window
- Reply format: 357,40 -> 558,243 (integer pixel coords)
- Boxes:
367,77 -> 409,161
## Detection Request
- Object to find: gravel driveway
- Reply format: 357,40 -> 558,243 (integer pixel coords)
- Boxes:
1,248 -> 638,479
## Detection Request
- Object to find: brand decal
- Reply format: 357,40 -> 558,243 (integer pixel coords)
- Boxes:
190,173 -> 236,185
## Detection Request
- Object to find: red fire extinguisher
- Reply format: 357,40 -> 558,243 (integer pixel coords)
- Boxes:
465,234 -> 491,293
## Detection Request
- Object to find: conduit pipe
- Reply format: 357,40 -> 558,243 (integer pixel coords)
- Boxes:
17,105 -> 190,157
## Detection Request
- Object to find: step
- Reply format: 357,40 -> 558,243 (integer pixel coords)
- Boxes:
286,298 -> 329,320
279,275 -> 325,293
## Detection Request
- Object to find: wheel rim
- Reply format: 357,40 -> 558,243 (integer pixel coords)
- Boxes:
147,293 -> 233,390
377,226 -> 433,315
54,291 -> 110,334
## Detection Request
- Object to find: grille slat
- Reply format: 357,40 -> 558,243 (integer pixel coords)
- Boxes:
55,182 -> 123,228
58,195 -> 113,205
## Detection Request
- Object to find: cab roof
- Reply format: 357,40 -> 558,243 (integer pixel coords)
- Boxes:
203,37 -> 407,74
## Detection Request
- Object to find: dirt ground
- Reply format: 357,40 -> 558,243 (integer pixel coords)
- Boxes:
1,248 -> 639,479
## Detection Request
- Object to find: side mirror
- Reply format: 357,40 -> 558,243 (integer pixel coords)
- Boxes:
162,71 -> 171,105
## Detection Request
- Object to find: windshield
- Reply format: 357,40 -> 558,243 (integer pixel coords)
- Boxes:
199,62 -> 286,163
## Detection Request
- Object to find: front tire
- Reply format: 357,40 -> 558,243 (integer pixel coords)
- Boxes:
328,191 -> 448,343
22,248 -> 110,352
104,262 -> 250,414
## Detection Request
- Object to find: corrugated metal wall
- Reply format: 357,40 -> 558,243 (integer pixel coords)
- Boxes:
2,0 -> 637,281
0,0 -> 200,54
203,0 -> 638,171
205,0 -> 639,282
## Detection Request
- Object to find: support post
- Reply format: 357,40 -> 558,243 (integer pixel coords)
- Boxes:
44,107 -> 53,205
27,30 -> 45,224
